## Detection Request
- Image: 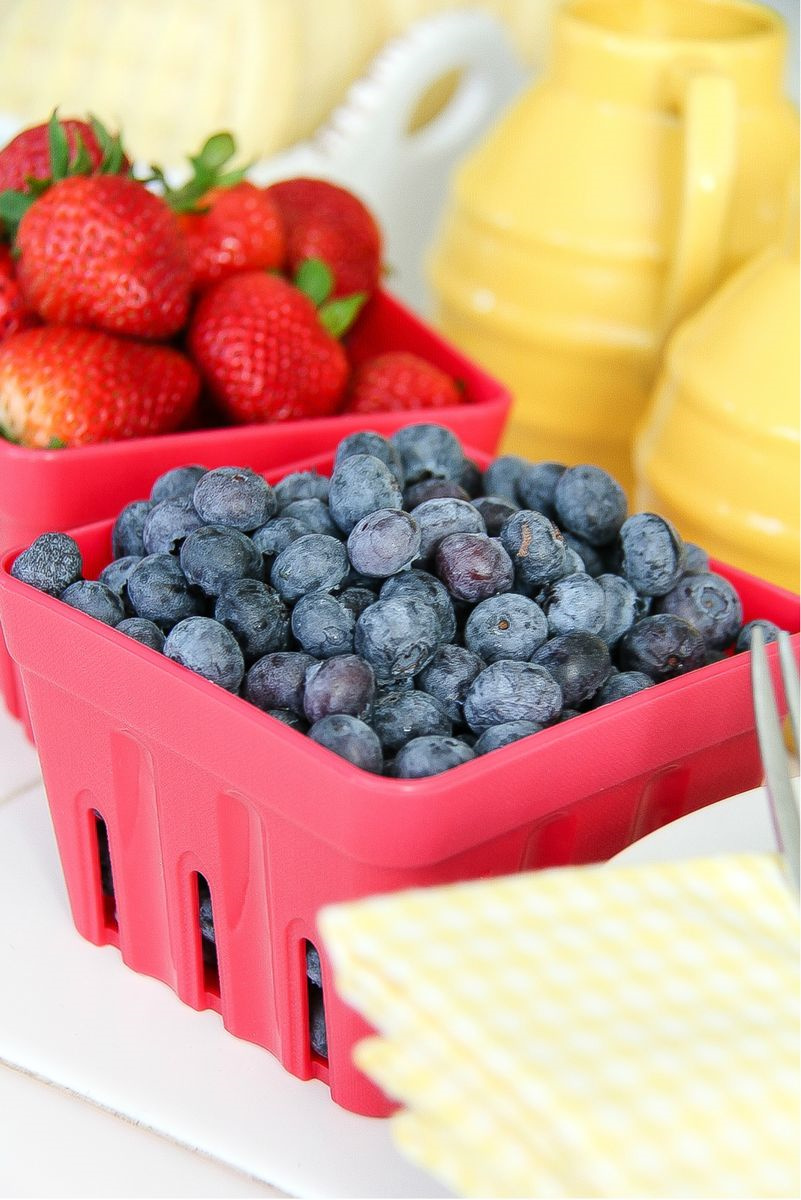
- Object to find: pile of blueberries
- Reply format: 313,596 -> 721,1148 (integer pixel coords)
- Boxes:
12,423 -> 784,780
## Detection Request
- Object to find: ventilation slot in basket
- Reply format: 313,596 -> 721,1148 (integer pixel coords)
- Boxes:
196,873 -> 220,997
93,810 -> 117,932
305,940 -> 328,1062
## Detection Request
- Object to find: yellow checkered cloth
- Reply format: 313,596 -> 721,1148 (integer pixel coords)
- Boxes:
319,854 -> 800,1198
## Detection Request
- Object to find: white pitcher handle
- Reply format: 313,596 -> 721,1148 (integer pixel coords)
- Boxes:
314,9 -> 527,172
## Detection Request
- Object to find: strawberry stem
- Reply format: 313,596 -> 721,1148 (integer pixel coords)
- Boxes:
319,292 -> 368,338
149,131 -> 251,214
294,259 -> 334,307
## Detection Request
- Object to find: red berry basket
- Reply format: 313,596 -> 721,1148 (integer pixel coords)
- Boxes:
0,447 -> 798,1118
0,289 -> 511,735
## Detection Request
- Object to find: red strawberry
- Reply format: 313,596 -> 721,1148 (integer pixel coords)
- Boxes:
188,270 -> 358,423
15,174 -> 192,339
342,352 -> 462,414
177,182 -> 285,289
154,134 -> 286,290
0,246 -> 39,343
266,178 -> 382,297
0,326 -> 199,448
0,114 -> 128,196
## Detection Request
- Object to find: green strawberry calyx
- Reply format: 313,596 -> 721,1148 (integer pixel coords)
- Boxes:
0,110 -> 129,240
294,258 -> 367,339
146,132 -> 251,215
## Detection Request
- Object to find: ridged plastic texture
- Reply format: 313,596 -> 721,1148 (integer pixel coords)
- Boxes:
0,450 -> 798,1117
0,289 -> 511,735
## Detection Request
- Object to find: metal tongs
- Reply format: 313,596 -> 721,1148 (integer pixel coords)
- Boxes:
750,628 -> 800,897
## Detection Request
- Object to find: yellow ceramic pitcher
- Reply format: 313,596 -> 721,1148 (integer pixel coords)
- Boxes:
633,241 -> 800,593
429,0 -> 799,493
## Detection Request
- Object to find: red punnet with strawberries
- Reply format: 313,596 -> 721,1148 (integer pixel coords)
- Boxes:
0,112 -> 510,730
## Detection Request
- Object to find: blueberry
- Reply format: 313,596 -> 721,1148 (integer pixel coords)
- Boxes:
393,735 -> 475,778
116,617 -> 166,651
142,498 -> 204,555
266,708 -> 308,732
347,509 -> 421,577
681,542 -> 710,576
499,511 -> 567,588
619,513 -> 684,597
61,579 -> 125,626
355,597 -> 441,682
193,466 -> 277,531
554,465 -> 627,546
482,455 -> 527,504
542,572 -> 606,636
303,655 -> 376,723
164,616 -> 245,692
403,478 -> 470,509
274,470 -> 330,508
214,578 -> 290,662
473,721 -> 543,755
415,644 -> 486,722
464,660 -> 562,731
596,573 -> 643,647
150,465 -> 207,504
435,533 -> 514,603
11,532 -> 82,596
562,546 -> 587,576
736,619 -> 783,652
270,534 -> 349,602
308,713 -> 383,773
126,554 -> 205,630
655,572 -> 743,650
379,570 -> 457,643
457,457 -> 483,499
334,431 -> 404,486
371,689 -> 452,752
328,454 -> 403,534
279,498 -> 339,537
99,555 -> 142,610
308,985 -> 328,1058
515,462 -> 566,518
617,614 -> 707,681
410,497 -> 486,564
291,591 -> 355,658
337,586 -> 377,622
251,516 -> 309,564
180,525 -> 263,596
306,942 -> 323,987
471,495 -> 519,537
112,500 -> 153,558
245,651 -> 316,715
590,671 -> 654,706
562,532 -> 605,578
530,631 -> 611,708
464,593 -> 548,662
391,423 -> 465,484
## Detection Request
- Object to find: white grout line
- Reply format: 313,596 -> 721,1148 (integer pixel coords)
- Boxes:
0,1056 -> 293,1197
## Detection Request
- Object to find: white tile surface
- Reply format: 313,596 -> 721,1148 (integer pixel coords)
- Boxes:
0,1064 -> 286,1198
0,710 -> 450,1200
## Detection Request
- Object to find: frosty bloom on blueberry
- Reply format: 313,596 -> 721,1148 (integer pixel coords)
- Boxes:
9,422 -> 790,778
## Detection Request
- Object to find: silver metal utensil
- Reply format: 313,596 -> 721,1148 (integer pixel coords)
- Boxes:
750,627 -> 800,896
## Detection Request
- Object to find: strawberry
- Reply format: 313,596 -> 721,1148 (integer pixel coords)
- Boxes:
150,133 -> 285,290
342,351 -> 462,414
0,112 -> 129,237
187,264 -> 365,423
0,246 -> 39,343
266,178 -> 382,298
14,174 -> 192,339
0,326 -> 199,448
177,182 -> 285,289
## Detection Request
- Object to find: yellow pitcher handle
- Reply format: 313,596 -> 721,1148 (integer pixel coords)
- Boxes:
662,72 -> 738,332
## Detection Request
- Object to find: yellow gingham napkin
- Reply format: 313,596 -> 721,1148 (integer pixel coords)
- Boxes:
319,854 -> 800,1199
